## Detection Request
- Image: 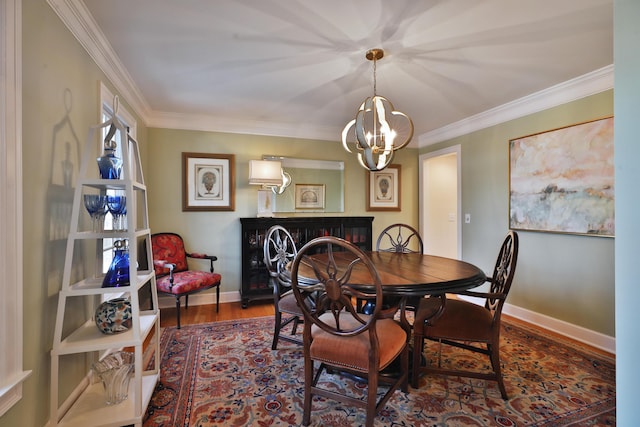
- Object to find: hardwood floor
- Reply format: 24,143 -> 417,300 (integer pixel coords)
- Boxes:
137,301 -> 274,355
159,301 -> 613,359
159,300 -> 275,328
502,313 -> 614,359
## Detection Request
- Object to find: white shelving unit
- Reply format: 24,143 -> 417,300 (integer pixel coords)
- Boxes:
50,112 -> 160,427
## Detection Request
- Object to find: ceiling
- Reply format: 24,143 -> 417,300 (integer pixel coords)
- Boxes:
60,0 -> 612,146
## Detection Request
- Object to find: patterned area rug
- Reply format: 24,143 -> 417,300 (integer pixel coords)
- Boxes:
143,316 -> 615,426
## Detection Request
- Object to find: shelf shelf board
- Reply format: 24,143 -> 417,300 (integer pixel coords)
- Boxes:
55,314 -> 158,355
69,228 -> 151,240
80,178 -> 146,191
66,271 -> 154,295
56,372 -> 158,427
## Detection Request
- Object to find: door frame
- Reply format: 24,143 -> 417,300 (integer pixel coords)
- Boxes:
419,145 -> 462,259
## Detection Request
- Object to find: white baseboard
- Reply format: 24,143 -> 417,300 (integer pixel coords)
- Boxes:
157,290 -> 241,309
503,303 -> 615,355
439,295 -> 614,355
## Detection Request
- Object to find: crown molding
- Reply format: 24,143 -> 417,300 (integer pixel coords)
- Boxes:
47,0 -> 152,121
418,65 -> 614,148
146,111 -> 341,141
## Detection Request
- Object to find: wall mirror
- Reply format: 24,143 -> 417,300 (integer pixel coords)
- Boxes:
263,155 -> 344,213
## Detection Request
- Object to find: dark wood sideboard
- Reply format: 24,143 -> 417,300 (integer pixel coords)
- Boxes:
240,216 -> 374,308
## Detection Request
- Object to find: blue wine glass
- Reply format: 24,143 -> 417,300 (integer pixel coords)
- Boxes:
117,201 -> 127,230
107,195 -> 127,231
84,195 -> 107,232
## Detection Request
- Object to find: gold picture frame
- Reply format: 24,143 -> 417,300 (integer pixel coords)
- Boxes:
509,117 -> 614,236
367,164 -> 401,211
294,184 -> 325,210
182,152 -> 235,211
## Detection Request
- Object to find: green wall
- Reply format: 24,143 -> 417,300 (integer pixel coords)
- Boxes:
4,2 -> 148,426
420,91 -> 615,336
146,128 -> 419,295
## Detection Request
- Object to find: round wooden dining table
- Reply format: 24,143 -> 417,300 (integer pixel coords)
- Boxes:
297,250 -> 487,375
307,251 -> 487,297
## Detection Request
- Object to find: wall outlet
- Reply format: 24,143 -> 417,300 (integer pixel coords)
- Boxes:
465,213 -> 471,223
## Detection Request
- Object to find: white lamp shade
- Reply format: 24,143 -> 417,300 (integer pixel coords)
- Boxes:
248,160 -> 283,185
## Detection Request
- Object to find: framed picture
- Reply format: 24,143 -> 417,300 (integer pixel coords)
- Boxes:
367,164 -> 401,211
509,116 -> 614,236
295,184 -> 325,209
182,152 -> 235,211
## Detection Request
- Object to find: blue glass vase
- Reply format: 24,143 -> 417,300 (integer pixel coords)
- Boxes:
97,139 -> 122,179
102,240 -> 130,288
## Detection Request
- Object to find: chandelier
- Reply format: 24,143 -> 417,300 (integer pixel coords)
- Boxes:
341,48 -> 413,171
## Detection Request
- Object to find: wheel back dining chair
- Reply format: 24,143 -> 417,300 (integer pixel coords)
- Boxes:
411,231 -> 519,399
376,223 -> 424,254
151,232 -> 222,329
364,223 -> 424,314
290,236 -> 409,427
263,225 -> 306,350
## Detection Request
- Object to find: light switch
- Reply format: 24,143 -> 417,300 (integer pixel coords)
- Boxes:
448,213 -> 455,222
465,213 -> 471,223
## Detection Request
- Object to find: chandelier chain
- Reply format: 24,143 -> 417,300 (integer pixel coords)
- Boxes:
373,57 -> 377,96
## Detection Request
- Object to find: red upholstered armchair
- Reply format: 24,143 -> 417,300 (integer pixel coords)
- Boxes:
151,232 -> 221,328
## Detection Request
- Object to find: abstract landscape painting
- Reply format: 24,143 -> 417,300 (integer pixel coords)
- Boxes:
509,117 -> 614,236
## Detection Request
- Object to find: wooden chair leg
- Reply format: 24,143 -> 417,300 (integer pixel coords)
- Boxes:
365,373 -> 378,427
272,310 -> 282,350
175,296 -> 182,329
401,340 -> 409,393
302,358 -> 313,426
216,285 -> 220,313
412,335 -> 423,388
489,343 -> 508,399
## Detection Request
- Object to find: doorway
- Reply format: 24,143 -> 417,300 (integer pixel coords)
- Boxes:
419,145 -> 461,259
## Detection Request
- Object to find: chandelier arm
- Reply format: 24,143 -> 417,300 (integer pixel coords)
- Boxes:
357,153 -> 373,171
388,111 -> 414,151
376,151 -> 394,171
362,147 -> 378,171
341,119 -> 357,153
354,102 -> 372,150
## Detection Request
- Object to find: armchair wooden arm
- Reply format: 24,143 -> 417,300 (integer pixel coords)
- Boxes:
186,252 -> 218,272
